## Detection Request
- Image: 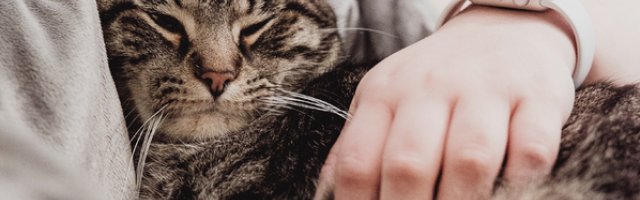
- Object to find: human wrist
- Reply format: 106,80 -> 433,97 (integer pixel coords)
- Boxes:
431,5 -> 577,74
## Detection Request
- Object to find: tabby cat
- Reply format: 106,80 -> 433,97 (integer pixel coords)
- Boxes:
99,0 -> 640,199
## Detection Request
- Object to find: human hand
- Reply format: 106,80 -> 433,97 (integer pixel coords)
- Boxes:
316,6 -> 578,199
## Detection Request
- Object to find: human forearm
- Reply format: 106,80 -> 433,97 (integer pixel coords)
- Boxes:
432,0 -> 640,85
581,0 -> 640,85
433,4 -> 577,76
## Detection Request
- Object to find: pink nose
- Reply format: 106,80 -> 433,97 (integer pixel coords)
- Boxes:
200,71 -> 236,98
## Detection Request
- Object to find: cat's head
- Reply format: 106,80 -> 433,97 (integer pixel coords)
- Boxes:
100,0 -> 342,140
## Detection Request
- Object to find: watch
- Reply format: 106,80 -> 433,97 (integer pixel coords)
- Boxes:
436,0 -> 596,88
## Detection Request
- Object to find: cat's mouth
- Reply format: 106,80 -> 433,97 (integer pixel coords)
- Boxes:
158,99 -> 214,114
141,73 -> 279,138
154,95 -> 258,118
148,98 -> 258,139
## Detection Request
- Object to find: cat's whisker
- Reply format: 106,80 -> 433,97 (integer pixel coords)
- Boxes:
260,89 -> 351,120
121,98 -> 147,131
130,113 -> 158,149
122,99 -> 136,118
260,100 -> 318,119
259,106 -> 286,117
262,66 -> 318,78
127,106 -> 168,187
320,27 -> 400,39
136,113 -> 167,192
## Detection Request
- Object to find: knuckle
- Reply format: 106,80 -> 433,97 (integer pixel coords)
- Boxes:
383,156 -> 433,182
335,157 -> 378,186
357,73 -> 394,100
449,149 -> 499,181
514,143 -> 555,171
423,68 -> 456,86
422,68 -> 495,94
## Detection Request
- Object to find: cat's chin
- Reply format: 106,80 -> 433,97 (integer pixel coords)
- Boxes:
158,112 -> 250,141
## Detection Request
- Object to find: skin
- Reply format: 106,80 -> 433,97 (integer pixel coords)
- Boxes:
317,0 -> 640,199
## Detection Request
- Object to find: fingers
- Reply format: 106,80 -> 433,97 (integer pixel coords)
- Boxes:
438,96 -> 511,200
503,100 -> 565,186
314,130 -> 344,200
380,96 -> 450,200
334,101 -> 393,200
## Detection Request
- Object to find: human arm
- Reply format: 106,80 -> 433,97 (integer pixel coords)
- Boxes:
317,0 -> 640,199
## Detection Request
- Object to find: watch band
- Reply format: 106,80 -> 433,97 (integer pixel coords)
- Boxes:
436,0 -> 596,88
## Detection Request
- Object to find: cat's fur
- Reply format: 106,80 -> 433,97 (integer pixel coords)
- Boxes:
137,69 -> 640,200
137,62 -> 367,199
99,0 -> 640,199
100,0 -> 342,140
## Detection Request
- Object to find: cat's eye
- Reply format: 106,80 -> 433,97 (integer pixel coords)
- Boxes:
148,13 -> 185,34
240,16 -> 274,37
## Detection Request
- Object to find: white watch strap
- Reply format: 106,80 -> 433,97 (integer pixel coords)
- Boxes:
436,0 -> 596,88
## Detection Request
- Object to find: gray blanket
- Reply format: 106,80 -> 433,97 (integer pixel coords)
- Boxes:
0,0 -> 435,199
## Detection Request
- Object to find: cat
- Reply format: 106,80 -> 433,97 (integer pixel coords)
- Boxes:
99,0 -> 640,199
99,0 -> 346,198
100,0 -> 342,140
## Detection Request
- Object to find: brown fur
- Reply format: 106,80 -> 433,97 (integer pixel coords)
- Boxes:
99,0 -> 640,199
99,0 -> 341,140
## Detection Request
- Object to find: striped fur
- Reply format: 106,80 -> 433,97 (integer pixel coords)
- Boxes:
100,0 -> 342,140
99,1 -> 640,199
99,0 -> 350,198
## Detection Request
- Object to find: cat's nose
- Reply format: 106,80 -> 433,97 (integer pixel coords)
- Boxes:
200,71 -> 236,98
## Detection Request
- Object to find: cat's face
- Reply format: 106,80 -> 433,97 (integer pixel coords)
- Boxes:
101,0 -> 341,140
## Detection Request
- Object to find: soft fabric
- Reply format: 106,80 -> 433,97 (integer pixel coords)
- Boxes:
328,0 -> 438,61
0,0 -> 436,199
0,1 -> 134,199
